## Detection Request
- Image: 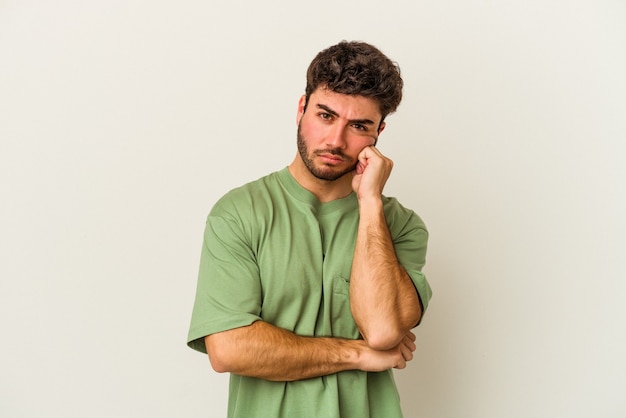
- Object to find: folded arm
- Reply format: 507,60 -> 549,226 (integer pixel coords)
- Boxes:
205,320 -> 416,381
350,146 -> 423,350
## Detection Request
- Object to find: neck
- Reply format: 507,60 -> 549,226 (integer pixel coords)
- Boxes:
288,154 -> 354,203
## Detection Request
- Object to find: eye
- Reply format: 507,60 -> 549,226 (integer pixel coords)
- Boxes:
351,123 -> 367,131
319,112 -> 333,121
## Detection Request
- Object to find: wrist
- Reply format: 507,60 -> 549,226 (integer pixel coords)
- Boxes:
357,194 -> 383,209
348,340 -> 368,370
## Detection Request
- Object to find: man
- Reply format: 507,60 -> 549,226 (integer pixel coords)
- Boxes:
187,40 -> 432,418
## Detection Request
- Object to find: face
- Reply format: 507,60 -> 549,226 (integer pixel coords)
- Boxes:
296,88 -> 385,181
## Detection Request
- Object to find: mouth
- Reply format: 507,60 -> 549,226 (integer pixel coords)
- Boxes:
316,151 -> 348,165
319,154 -> 344,164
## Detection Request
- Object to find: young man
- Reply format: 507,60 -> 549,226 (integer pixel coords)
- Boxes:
187,41 -> 432,418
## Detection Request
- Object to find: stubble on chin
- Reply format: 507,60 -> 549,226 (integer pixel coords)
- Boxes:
297,126 -> 356,181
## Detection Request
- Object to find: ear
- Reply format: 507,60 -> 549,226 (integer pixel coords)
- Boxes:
296,94 -> 307,125
377,121 -> 386,135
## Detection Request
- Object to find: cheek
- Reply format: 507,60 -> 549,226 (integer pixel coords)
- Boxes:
347,137 -> 375,155
299,119 -> 325,143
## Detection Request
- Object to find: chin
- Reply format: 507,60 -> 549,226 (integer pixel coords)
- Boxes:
310,164 -> 355,182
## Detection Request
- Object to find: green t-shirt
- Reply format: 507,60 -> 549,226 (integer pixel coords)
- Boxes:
188,167 -> 432,418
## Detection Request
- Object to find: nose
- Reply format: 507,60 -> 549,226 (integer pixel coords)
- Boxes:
325,124 -> 348,149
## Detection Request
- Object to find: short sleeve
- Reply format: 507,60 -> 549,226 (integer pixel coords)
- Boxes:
385,200 -> 433,314
186,210 -> 263,354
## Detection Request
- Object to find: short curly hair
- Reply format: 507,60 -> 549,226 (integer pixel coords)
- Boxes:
305,41 -> 403,120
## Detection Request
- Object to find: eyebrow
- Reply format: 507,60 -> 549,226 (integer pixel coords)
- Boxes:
316,104 -> 376,127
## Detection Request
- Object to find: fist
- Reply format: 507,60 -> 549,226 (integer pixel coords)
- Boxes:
351,146 -> 393,200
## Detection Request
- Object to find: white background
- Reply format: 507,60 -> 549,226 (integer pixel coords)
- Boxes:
1,1 -> 625,417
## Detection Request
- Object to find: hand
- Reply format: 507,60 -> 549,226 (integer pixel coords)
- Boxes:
357,331 -> 417,372
351,146 -> 394,201
397,331 -> 417,366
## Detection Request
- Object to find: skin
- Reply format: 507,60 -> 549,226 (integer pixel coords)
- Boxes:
204,87 -> 422,380
290,87 -> 382,202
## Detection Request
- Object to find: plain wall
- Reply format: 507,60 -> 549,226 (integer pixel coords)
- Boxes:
1,1 -> 624,417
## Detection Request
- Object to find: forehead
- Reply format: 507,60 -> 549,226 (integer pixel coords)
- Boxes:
308,88 -> 382,121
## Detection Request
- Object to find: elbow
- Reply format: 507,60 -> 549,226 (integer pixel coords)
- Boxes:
368,339 -> 398,352
208,352 -> 230,374
204,335 -> 235,374
362,326 -> 405,351
362,312 -> 421,351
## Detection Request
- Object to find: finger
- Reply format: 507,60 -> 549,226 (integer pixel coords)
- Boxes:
402,335 -> 416,353
358,143 -> 379,158
394,357 -> 407,370
356,148 -> 371,165
399,343 -> 414,362
361,145 -> 381,159
355,160 -> 366,175
367,143 -> 382,154
404,337 -> 416,353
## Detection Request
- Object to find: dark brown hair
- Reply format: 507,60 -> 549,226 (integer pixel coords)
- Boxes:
305,41 -> 403,120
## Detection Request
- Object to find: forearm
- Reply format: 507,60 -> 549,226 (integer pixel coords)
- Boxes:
350,198 -> 422,350
205,320 -> 407,381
